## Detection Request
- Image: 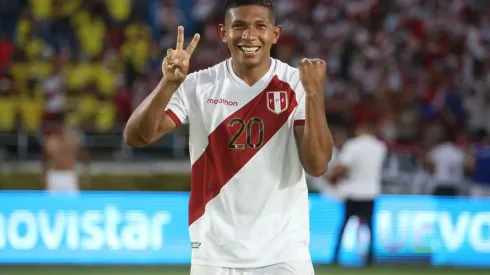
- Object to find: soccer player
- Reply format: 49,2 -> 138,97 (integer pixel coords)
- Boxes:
124,0 -> 333,274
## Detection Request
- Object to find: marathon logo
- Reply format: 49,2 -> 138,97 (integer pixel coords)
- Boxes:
207,98 -> 238,107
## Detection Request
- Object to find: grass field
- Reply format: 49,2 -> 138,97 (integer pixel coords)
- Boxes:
0,265 -> 488,275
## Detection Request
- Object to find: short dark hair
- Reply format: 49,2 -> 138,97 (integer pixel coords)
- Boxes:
47,112 -> 65,124
224,0 -> 275,22
357,121 -> 376,133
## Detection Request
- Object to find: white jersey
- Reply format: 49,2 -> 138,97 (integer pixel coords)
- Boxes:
337,135 -> 387,200
428,142 -> 465,185
165,58 -> 310,268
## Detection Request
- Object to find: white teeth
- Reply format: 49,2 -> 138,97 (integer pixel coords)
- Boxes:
240,47 -> 259,53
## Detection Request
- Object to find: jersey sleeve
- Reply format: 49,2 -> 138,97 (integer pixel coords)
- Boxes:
292,82 -> 306,126
164,76 -> 196,126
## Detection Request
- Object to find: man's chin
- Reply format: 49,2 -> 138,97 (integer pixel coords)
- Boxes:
235,53 -> 263,67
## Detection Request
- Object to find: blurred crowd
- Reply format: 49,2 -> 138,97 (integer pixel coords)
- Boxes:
0,0 -> 184,134
0,0 -> 489,151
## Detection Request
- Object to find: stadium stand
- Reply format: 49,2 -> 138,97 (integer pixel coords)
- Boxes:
0,0 -> 489,167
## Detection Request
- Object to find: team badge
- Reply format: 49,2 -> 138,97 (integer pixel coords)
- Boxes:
266,91 -> 288,114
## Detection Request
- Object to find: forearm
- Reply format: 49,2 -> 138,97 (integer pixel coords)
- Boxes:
124,78 -> 179,146
299,93 -> 333,176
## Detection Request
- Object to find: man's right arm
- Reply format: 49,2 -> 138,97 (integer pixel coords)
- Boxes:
123,78 -> 181,148
124,26 -> 200,148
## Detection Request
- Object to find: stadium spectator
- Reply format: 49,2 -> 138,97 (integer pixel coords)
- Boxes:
43,61 -> 66,119
19,77 -> 44,133
0,75 -> 17,133
0,0 -> 489,199
0,32 -> 15,69
106,0 -> 132,24
470,138 -> 490,197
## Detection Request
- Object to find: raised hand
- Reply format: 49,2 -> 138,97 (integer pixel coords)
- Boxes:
163,26 -> 200,84
298,58 -> 327,95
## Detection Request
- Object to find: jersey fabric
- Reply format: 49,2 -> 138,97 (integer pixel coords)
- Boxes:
165,58 -> 310,268
428,142 -> 465,186
337,135 -> 387,200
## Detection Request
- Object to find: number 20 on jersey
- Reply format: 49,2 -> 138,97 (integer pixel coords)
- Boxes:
228,118 -> 264,149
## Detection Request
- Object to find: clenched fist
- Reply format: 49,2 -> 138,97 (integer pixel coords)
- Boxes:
298,58 -> 327,95
163,26 -> 200,84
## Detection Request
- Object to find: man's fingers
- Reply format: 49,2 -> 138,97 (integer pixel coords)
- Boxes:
163,57 -> 173,71
314,58 -> 326,65
167,48 -> 174,62
186,33 -> 201,55
301,58 -> 311,64
173,60 -> 189,71
300,58 -> 326,70
167,49 -> 183,66
176,26 -> 184,50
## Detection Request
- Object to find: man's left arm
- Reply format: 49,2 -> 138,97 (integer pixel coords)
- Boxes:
294,59 -> 333,177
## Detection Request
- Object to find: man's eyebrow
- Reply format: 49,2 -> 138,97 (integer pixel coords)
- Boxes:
230,19 -> 246,24
255,19 -> 270,24
230,19 -> 272,25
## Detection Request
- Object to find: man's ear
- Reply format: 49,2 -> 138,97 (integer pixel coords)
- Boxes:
272,25 -> 282,44
219,24 -> 227,43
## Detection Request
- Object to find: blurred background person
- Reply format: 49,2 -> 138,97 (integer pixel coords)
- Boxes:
307,126 -> 349,199
329,122 -> 388,266
423,131 -> 472,196
42,114 -> 89,192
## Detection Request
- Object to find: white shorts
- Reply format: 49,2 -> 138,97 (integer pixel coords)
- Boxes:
190,261 -> 314,275
46,170 -> 79,193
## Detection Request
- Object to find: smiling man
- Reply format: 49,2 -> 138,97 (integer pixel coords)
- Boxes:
124,0 -> 333,274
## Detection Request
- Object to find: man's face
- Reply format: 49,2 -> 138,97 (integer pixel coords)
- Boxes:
220,5 -> 281,68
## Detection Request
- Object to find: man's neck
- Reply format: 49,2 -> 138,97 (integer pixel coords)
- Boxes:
231,58 -> 271,86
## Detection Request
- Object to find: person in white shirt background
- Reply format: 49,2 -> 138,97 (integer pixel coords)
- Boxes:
423,131 -> 474,196
306,126 -> 349,199
327,122 -> 387,265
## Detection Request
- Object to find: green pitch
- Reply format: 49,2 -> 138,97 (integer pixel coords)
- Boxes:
0,265 -> 488,275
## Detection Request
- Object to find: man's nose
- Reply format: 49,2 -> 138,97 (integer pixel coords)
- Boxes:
242,28 -> 257,41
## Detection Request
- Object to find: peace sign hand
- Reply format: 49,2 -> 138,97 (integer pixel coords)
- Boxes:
163,26 -> 200,85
